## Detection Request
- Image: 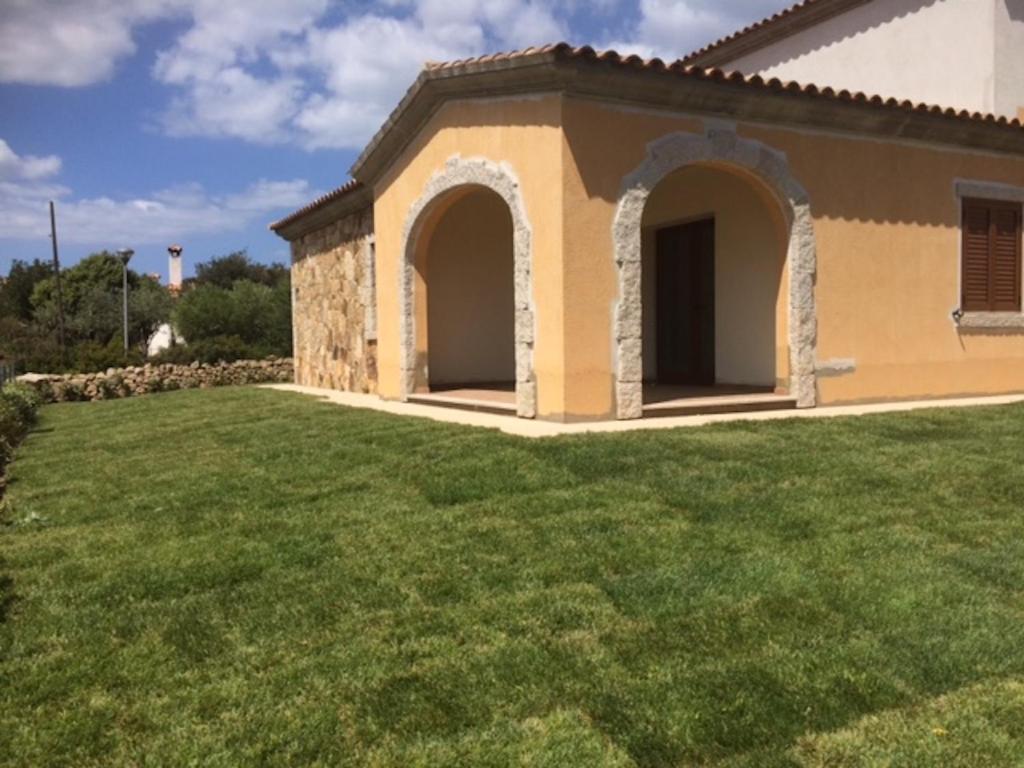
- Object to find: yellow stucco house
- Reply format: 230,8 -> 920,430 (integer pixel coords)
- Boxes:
272,0 -> 1024,423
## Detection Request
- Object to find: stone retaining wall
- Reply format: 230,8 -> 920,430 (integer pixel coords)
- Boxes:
291,205 -> 377,393
18,358 -> 294,403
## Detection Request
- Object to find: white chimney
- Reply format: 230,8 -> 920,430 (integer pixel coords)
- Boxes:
167,244 -> 183,291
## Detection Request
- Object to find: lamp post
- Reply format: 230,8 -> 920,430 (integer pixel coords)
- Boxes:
116,248 -> 134,353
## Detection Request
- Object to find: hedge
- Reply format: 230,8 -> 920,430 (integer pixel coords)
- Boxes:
0,381 -> 42,487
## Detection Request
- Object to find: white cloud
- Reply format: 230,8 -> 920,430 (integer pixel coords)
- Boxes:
0,0 -> 185,86
0,139 -> 62,180
292,13 -> 480,149
150,0 -> 327,141
148,0 -> 788,149
291,1 -> 568,149
0,0 -> 792,150
149,0 -> 567,149
159,68 -> 304,143
605,0 -> 793,60
0,138 -> 315,245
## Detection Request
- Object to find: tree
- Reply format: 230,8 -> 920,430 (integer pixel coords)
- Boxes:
31,252 -> 172,351
0,259 -> 53,321
163,249 -> 292,363
172,279 -> 291,358
0,317 -> 64,372
31,251 -> 125,325
191,250 -> 288,289
128,276 -> 175,346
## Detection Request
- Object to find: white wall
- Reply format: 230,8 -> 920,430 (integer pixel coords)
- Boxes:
995,0 -> 1024,119
724,0 -> 1011,117
640,165 -> 785,387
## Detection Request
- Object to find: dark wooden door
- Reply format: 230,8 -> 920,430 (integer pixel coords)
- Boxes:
656,219 -> 715,385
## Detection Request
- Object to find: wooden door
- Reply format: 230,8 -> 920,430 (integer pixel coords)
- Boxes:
655,219 -> 715,385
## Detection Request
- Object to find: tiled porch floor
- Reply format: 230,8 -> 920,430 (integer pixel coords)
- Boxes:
407,384 -> 517,415
641,384 -> 796,417
409,382 -> 797,418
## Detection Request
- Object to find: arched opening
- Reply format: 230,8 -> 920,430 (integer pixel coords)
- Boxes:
411,185 -> 516,408
639,163 -> 789,412
399,157 -> 537,419
613,130 -> 817,419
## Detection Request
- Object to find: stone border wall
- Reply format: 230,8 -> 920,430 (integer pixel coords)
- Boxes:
612,128 -> 818,418
18,358 -> 293,403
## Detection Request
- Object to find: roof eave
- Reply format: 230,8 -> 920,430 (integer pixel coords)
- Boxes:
349,48 -> 569,183
349,53 -> 1024,190
269,183 -> 373,242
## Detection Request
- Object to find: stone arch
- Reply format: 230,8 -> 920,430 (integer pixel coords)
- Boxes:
400,156 -> 536,418
612,129 -> 817,419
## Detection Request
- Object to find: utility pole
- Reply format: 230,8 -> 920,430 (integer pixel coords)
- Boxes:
48,201 -> 67,365
116,248 -> 134,353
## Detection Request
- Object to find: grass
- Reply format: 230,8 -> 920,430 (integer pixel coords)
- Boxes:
2,387 -> 1024,766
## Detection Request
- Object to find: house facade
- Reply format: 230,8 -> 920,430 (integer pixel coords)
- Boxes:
272,0 -> 1024,423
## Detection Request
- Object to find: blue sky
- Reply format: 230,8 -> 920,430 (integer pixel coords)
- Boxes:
0,1 -> 788,281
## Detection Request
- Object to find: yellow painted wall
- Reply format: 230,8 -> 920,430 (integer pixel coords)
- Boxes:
370,92 -> 1024,420
372,95 -> 567,417
423,188 -> 515,386
553,106 -> 700,418
559,97 -> 1024,414
640,164 -> 786,388
739,122 -> 1024,404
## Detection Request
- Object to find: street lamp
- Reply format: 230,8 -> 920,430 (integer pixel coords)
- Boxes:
116,248 -> 134,353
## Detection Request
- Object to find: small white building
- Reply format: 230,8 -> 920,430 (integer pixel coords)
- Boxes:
147,324 -> 178,357
147,245 -> 185,357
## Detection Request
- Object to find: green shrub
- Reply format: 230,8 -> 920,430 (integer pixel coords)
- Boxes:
152,335 -> 265,365
0,397 -> 27,446
0,316 -> 68,374
74,339 -> 144,373
148,342 -> 192,365
1,383 -> 41,427
173,280 -> 291,357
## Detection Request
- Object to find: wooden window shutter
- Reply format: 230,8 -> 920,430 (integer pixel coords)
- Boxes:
961,199 -> 1022,312
962,202 -> 992,311
992,205 -> 1022,311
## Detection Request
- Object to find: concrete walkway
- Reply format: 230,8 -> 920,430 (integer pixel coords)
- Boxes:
263,383 -> 1024,439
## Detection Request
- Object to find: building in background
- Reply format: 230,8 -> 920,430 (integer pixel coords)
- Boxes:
147,245 -> 185,356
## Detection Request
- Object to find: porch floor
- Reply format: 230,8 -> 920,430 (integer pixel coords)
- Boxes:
407,383 -> 797,418
642,384 -> 796,418
407,384 -> 516,415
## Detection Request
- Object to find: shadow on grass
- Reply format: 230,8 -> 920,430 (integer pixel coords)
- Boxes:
0,573 -> 14,625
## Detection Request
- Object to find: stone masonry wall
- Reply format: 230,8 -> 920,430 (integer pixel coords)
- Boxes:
291,206 -> 377,393
19,358 -> 293,403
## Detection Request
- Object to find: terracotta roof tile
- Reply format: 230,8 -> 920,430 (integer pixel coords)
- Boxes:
418,42 -> 1023,130
269,179 -> 366,233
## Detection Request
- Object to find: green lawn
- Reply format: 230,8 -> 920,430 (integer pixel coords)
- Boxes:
3,387 -> 1024,767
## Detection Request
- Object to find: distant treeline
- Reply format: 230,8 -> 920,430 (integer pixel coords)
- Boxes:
0,250 -> 291,373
